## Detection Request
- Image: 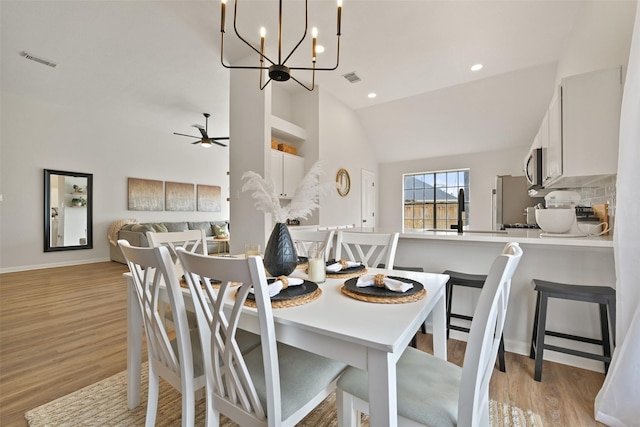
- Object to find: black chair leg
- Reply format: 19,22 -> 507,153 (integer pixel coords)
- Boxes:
534,292 -> 549,382
530,290 -> 541,359
498,335 -> 506,372
608,296 -> 616,347
599,303 -> 612,373
446,282 -> 453,339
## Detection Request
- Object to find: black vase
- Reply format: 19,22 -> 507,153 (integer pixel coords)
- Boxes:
263,223 -> 298,277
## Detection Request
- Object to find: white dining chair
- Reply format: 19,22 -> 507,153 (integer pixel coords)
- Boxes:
288,228 -> 335,260
334,230 -> 399,269
176,248 -> 348,427
336,242 -> 523,427
147,229 -> 208,258
147,229 -> 208,328
118,240 -> 205,427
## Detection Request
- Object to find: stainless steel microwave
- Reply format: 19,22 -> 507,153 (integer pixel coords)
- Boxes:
524,147 -> 543,189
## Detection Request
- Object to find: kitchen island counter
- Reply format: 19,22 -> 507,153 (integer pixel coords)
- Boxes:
400,228 -> 613,248
390,228 -> 614,374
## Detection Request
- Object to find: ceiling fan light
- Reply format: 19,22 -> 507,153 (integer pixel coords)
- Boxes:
201,140 -> 213,148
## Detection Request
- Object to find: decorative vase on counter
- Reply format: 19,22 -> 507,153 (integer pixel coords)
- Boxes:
263,223 -> 298,277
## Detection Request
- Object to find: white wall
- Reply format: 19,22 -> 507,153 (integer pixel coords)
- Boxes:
556,0 -> 636,83
378,146 -> 529,231
0,91 -> 230,272
318,90 -> 378,228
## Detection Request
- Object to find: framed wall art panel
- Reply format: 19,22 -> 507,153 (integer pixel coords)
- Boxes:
128,178 -> 163,211
197,184 -> 222,212
165,182 -> 195,211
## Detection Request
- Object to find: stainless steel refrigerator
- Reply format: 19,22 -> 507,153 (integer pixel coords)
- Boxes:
492,175 -> 543,229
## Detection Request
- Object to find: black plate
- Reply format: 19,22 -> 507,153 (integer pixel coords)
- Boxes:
246,279 -> 318,302
326,260 -> 366,275
182,275 -> 221,285
343,276 -> 423,297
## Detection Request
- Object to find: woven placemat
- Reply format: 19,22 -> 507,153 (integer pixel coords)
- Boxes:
296,262 -> 308,270
325,267 -> 368,279
179,279 -> 241,290
243,287 -> 322,309
340,286 -> 426,304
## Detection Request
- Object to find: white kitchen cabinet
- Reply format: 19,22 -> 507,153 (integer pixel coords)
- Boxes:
538,111 -> 550,185
545,91 -> 562,185
271,150 -> 304,198
546,67 -> 622,188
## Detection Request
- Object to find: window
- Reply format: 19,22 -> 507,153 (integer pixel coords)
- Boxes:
403,169 -> 469,231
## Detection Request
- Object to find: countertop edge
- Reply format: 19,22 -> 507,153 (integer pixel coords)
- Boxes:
399,231 -> 613,248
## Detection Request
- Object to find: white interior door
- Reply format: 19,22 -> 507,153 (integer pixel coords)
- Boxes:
361,169 -> 376,228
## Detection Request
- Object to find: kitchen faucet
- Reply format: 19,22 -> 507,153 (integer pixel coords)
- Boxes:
457,188 -> 465,234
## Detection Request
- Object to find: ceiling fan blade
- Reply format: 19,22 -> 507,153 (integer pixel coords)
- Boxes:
210,136 -> 230,140
212,140 -> 228,147
198,127 -> 209,139
174,132 -> 201,139
192,140 -> 202,145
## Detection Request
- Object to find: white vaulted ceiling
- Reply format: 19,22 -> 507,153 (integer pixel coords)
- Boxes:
1,1 -> 634,162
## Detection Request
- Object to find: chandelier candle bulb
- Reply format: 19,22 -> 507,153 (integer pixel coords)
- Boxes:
312,27 -> 317,61
337,0 -> 342,35
221,0 -> 226,32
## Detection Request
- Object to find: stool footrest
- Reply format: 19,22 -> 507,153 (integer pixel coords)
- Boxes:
545,330 -> 605,346
544,344 -> 612,363
449,324 -> 471,333
450,313 -> 473,322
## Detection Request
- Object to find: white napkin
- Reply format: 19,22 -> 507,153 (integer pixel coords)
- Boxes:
356,275 -> 413,293
326,260 -> 362,273
250,277 -> 304,297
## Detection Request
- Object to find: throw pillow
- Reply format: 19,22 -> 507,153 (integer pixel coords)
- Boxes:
131,224 -> 154,233
213,223 -> 229,238
164,222 -> 189,232
151,223 -> 168,233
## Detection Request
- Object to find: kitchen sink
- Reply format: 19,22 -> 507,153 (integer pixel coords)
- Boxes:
425,229 -> 509,234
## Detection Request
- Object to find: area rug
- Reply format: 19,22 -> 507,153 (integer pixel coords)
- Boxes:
25,364 -> 543,427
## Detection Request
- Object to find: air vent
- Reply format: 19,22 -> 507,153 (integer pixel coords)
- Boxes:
342,72 -> 361,83
21,51 -> 57,68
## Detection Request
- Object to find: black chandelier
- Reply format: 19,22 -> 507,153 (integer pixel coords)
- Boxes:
220,0 -> 342,91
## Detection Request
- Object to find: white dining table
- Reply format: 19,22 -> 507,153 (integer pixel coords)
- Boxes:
126,266 -> 449,427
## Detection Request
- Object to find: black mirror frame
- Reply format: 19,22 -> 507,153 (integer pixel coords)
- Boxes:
44,169 -> 94,252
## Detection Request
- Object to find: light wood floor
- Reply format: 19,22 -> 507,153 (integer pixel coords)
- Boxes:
1,262 -> 606,426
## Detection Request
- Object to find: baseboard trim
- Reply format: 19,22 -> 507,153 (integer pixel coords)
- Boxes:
0,257 -> 111,274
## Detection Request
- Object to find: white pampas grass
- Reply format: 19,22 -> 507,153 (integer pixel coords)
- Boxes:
242,161 -> 327,223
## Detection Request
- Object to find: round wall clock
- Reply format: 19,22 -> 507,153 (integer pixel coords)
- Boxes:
336,168 -> 351,197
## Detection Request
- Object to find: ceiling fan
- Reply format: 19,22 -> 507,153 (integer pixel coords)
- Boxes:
173,113 -> 229,147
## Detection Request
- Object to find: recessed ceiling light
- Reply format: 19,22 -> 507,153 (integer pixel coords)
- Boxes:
315,45 -> 325,54
368,93 -> 377,98
470,63 -> 483,72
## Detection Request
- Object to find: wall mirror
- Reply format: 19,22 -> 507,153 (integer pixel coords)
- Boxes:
44,169 -> 93,252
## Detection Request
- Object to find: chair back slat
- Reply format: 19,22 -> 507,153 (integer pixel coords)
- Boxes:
118,240 -> 195,389
458,242 -> 523,427
335,231 -> 399,268
177,250 -> 279,424
289,229 -> 335,259
147,229 -> 208,261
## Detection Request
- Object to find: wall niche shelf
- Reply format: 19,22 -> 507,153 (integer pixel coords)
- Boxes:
271,115 -> 307,142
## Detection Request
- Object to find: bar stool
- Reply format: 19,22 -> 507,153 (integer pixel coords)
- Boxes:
443,270 -> 507,372
529,279 -> 616,382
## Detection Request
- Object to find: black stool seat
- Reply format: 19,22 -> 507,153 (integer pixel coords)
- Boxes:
443,269 -> 507,372
443,270 -> 488,288
529,278 -> 616,382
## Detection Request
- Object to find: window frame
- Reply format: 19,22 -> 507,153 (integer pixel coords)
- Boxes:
402,169 -> 470,231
